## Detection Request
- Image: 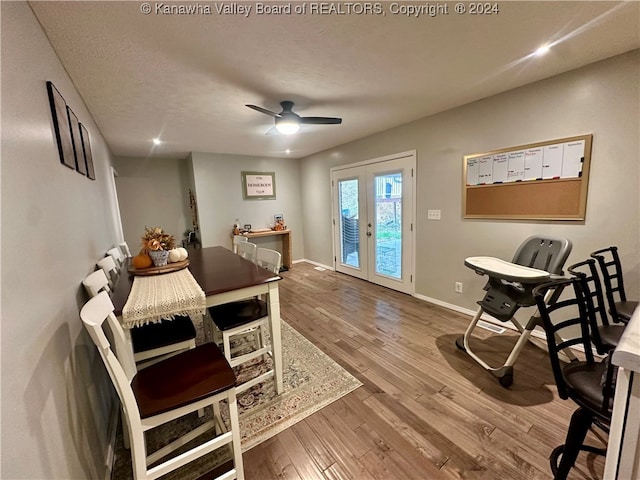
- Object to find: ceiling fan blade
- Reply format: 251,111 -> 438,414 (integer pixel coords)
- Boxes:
265,126 -> 280,136
246,104 -> 281,118
300,117 -> 342,125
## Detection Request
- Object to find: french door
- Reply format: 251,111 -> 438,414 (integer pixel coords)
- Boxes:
331,151 -> 415,294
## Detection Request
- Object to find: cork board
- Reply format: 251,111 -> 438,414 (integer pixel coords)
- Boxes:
463,134 -> 592,220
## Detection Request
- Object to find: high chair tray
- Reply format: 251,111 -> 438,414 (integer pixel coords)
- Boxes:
464,256 -> 550,283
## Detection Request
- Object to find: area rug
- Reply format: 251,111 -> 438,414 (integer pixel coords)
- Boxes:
112,321 -> 362,479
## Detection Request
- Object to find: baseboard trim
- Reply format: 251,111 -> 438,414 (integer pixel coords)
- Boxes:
412,293 -> 548,342
294,259 -> 334,271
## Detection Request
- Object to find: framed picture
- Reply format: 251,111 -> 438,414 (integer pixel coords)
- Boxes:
242,171 -> 276,200
46,81 -> 75,169
67,106 -> 86,175
80,123 -> 95,180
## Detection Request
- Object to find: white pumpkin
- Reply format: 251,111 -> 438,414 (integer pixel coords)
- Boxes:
168,248 -> 182,263
178,247 -> 188,261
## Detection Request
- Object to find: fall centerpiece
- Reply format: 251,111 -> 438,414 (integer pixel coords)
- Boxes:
140,226 -> 176,267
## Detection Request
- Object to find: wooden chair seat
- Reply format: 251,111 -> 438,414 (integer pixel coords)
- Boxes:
133,343 -> 236,419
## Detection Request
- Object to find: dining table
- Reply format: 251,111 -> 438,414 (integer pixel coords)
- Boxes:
112,246 -> 284,394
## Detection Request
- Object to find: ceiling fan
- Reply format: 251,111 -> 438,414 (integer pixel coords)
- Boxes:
246,101 -> 342,135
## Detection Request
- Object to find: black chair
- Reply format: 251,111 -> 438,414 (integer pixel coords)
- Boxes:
533,277 -> 615,480
341,215 -> 359,263
591,246 -> 638,324
567,259 -> 626,355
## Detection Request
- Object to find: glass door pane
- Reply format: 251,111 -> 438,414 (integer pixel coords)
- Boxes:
374,173 -> 402,279
338,179 -> 359,268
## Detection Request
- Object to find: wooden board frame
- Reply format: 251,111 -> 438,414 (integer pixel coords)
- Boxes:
462,134 -> 592,220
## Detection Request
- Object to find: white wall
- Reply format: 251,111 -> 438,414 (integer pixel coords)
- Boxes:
1,3 -> 121,478
190,152 -> 304,258
300,51 -> 640,316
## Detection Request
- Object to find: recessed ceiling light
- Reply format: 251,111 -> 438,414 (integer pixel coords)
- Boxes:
152,138 -> 161,145
534,45 -> 550,56
285,149 -> 291,155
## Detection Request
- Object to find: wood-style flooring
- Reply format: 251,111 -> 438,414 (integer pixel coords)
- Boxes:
242,262 -> 607,480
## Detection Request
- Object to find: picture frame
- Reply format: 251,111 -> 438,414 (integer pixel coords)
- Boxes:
46,81 -> 75,169
241,171 -> 276,200
67,106 -> 86,175
80,123 -> 95,180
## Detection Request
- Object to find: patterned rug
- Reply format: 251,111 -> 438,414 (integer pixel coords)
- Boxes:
112,321 -> 362,479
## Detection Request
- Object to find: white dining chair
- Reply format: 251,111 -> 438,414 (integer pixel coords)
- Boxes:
236,241 -> 257,263
107,247 -> 125,270
96,255 -> 119,288
208,248 -> 281,393
256,247 -> 282,274
118,241 -> 133,258
80,291 -> 244,480
82,269 -> 197,367
233,235 -> 248,254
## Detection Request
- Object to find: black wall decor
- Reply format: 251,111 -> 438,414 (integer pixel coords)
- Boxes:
46,81 -> 95,179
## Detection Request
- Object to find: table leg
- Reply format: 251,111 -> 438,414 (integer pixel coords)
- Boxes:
267,283 -> 284,394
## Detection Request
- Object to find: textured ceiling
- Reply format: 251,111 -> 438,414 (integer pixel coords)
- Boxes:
30,1 -> 639,159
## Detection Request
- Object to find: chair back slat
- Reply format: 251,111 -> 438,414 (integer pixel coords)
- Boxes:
81,291 -> 137,381
107,247 -> 125,268
119,241 -> 132,258
236,241 -> 257,262
533,278 -> 595,399
82,269 -> 111,297
233,235 -> 248,254
256,248 -> 282,274
97,255 -> 119,287
591,246 -> 628,310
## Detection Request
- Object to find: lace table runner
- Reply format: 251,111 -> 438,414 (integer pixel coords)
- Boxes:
122,268 -> 206,328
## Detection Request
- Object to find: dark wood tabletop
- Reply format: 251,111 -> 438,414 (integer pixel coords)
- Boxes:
112,246 -> 281,316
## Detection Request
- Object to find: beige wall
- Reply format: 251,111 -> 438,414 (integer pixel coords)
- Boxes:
1,3 -> 121,478
190,152 -> 304,258
300,51 -> 640,317
113,156 -> 192,254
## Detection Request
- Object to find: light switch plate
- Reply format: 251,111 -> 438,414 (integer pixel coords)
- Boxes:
427,209 -> 441,220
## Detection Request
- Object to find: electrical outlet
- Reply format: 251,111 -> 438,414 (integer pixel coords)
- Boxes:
427,209 -> 441,220
455,282 -> 463,293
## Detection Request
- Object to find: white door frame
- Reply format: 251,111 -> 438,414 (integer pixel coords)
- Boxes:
331,150 -> 416,295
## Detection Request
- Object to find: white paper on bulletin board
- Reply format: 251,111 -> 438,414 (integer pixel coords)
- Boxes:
465,137 -> 588,186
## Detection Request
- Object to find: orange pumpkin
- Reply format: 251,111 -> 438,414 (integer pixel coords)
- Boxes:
132,253 -> 153,269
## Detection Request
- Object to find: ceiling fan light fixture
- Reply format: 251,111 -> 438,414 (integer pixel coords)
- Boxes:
275,118 -> 300,135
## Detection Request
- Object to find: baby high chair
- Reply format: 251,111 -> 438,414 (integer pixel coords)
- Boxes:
456,235 -> 572,387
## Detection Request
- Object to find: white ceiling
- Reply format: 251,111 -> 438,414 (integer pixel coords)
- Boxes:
30,1 -> 639,160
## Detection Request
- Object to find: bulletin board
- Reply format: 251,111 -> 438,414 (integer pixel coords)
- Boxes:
463,134 -> 593,220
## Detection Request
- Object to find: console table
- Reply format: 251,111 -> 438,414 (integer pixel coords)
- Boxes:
238,229 -> 292,270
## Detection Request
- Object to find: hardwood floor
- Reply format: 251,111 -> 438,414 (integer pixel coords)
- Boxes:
242,262 -> 607,480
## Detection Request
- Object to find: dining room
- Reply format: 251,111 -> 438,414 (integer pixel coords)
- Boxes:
2,2 -> 639,479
